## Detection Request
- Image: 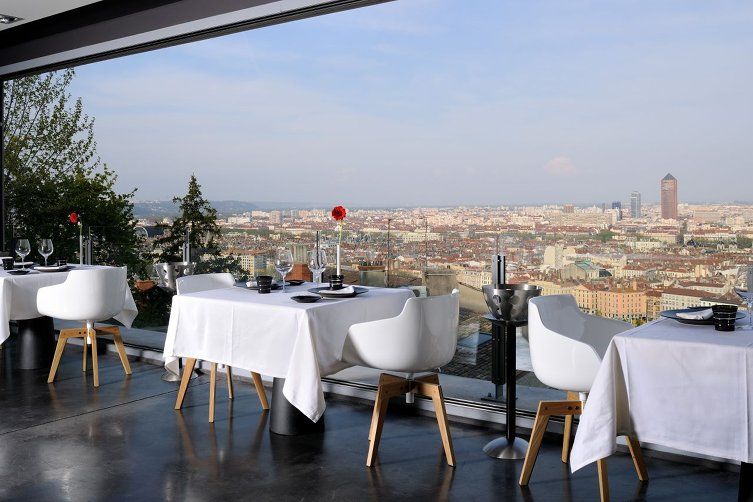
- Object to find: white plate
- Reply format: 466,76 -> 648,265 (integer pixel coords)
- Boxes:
34,265 -> 69,272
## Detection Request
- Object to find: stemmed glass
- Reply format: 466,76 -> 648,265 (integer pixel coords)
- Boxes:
274,248 -> 294,293
15,239 -> 30,268
734,264 -> 753,330
308,250 -> 328,286
38,239 -> 53,266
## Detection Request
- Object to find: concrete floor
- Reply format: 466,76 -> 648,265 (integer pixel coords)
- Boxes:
0,347 -> 741,501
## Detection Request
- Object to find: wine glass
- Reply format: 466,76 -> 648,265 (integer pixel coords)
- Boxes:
734,264 -> 753,330
38,239 -> 53,266
274,248 -> 294,293
308,249 -> 328,286
15,239 -> 30,268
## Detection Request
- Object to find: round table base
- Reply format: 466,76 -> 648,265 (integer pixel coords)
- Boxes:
270,377 -> 324,436
483,437 -> 529,460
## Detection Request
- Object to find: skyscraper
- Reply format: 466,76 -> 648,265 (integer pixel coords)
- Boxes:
660,174 -> 678,219
630,191 -> 642,218
611,201 -> 622,221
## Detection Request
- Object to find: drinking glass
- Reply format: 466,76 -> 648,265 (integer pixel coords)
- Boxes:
38,239 -> 53,266
734,264 -> 753,330
15,239 -> 30,267
274,248 -> 294,293
308,249 -> 328,286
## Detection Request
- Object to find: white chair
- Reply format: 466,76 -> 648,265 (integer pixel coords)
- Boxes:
519,295 -> 647,500
341,289 -> 460,467
40,267 -> 131,388
172,273 -> 269,423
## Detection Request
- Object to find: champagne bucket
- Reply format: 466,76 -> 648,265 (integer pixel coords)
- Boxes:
155,261 -> 195,291
482,284 -> 542,322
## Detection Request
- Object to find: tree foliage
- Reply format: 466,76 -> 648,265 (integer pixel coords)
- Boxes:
152,174 -> 243,276
1,69 -> 147,277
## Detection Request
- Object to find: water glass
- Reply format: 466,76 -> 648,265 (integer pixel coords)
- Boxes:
274,249 -> 294,293
308,250 -> 327,285
38,239 -> 53,266
15,239 -> 30,267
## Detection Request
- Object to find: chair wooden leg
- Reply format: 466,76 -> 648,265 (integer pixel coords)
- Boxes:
250,372 -> 269,410
225,366 -> 234,399
174,358 -> 196,410
89,331 -> 99,387
366,382 -> 390,467
365,374 -> 409,466
519,406 -> 551,486
82,331 -> 88,372
626,436 -> 648,481
597,458 -> 610,502
48,332 -> 70,383
367,386 -> 384,443
112,331 -> 132,375
415,375 -> 455,467
209,363 -> 217,423
562,391 -> 578,463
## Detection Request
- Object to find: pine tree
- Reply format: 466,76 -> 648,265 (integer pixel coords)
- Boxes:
152,174 -> 243,276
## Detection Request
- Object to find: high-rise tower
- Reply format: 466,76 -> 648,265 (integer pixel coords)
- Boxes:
660,174 -> 678,219
630,191 -> 641,218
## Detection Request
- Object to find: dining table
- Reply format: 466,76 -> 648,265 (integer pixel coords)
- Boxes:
163,283 -> 414,431
0,264 -> 138,368
570,314 -> 753,500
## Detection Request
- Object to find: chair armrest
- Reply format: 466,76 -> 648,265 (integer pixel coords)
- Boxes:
581,314 -> 632,358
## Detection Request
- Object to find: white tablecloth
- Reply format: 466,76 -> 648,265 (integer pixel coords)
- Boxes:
163,284 -> 414,422
571,317 -> 753,472
0,265 -> 138,345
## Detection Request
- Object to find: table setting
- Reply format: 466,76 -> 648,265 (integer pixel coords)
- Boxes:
570,264 -> 753,498
164,205 -> 415,423
164,279 -> 413,422
0,236 -> 138,345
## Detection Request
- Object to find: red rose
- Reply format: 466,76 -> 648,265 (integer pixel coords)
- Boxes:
331,206 -> 347,221
69,212 -> 79,224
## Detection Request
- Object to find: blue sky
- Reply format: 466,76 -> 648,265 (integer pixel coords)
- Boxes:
69,0 -> 753,206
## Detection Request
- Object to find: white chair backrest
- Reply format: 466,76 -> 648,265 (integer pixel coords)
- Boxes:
343,289 -> 460,373
63,267 -> 127,321
176,273 -> 235,295
527,295 -> 631,393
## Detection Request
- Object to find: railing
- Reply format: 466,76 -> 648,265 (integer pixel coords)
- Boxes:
91,223 -> 562,411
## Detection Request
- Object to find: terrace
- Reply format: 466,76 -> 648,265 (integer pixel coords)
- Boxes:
1,1 -> 752,501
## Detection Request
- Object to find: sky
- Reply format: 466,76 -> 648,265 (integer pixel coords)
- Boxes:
67,0 -> 753,207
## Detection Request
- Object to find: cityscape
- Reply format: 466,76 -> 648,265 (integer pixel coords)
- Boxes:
138,173 -> 753,325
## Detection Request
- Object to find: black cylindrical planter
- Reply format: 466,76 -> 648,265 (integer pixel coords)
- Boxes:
12,316 -> 56,370
269,377 -> 325,436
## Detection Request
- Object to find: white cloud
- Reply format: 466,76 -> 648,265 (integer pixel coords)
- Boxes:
542,156 -> 579,176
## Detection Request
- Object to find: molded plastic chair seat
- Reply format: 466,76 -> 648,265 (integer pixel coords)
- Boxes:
172,273 -> 269,422
341,289 -> 460,467
39,267 -> 131,388
519,295 -> 648,500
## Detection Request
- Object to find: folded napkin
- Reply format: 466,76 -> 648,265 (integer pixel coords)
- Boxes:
325,285 -> 355,295
676,308 -> 713,320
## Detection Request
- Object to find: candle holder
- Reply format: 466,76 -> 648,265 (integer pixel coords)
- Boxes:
329,274 -> 344,290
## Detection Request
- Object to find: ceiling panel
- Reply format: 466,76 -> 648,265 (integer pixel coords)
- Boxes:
0,0 -> 103,31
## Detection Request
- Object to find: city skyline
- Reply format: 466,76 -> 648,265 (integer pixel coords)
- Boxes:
67,0 -> 753,206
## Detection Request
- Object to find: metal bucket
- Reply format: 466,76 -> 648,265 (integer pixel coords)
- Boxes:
154,261 -> 195,292
482,283 -> 542,322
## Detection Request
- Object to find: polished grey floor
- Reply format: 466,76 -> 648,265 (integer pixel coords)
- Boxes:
0,347 -> 740,501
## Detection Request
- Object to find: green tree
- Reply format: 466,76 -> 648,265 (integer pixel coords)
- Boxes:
2,69 -> 147,278
153,174 -> 243,276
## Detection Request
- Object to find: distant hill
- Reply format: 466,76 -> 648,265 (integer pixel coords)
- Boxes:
133,200 -> 325,219
134,200 -> 259,218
